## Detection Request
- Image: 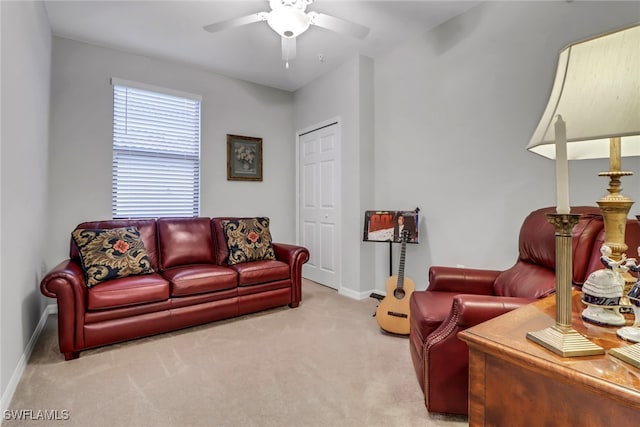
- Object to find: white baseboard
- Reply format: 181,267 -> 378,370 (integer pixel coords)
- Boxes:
1,303 -> 57,422
338,286 -> 381,300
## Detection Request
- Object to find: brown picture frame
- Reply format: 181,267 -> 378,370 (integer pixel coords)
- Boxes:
227,134 -> 263,181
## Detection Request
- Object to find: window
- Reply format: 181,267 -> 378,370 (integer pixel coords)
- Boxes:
111,78 -> 201,218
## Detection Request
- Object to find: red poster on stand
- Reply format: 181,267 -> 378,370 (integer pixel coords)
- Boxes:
363,210 -> 419,243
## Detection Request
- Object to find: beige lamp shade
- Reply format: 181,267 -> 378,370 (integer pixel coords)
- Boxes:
527,24 -> 640,159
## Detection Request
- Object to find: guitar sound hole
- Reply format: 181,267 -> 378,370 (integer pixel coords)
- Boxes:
394,288 -> 406,299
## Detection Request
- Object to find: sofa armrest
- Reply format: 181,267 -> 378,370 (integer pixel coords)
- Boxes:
272,243 -> 310,307
40,260 -> 88,356
41,260 -> 86,297
272,242 -> 309,264
427,266 -> 501,295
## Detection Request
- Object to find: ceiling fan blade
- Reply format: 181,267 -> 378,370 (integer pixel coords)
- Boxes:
307,12 -> 370,39
203,12 -> 267,33
282,36 -> 296,62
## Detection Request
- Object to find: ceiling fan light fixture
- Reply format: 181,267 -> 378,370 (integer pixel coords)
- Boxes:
267,6 -> 310,38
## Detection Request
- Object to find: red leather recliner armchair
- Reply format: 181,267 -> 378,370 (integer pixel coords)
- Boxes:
408,206 -> 606,415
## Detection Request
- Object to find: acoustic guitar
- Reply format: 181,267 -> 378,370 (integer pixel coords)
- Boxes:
376,230 -> 415,335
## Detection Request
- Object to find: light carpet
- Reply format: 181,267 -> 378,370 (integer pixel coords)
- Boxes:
5,280 -> 468,427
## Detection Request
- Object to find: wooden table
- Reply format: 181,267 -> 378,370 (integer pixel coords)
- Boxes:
459,292 -> 640,426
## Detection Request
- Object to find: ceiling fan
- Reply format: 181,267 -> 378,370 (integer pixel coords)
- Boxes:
203,0 -> 370,69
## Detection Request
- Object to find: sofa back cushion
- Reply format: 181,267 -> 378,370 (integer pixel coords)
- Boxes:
157,217 -> 215,270
493,206 -> 603,298
493,262 -> 557,299
71,219 -> 159,271
568,207 -> 606,284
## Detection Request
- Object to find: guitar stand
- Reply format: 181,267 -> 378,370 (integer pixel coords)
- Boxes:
369,293 -> 384,317
369,293 -> 384,301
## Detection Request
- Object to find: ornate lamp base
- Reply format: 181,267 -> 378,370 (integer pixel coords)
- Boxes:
527,326 -> 605,357
597,137 -> 635,311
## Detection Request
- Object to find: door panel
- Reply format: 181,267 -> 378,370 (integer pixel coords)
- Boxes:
298,123 -> 340,289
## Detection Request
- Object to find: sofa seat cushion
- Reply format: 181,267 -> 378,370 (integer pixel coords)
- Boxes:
409,291 -> 461,340
163,264 -> 238,297
87,273 -> 170,310
230,260 -> 289,286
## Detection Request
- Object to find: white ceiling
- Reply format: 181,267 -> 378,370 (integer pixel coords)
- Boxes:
44,1 -> 480,92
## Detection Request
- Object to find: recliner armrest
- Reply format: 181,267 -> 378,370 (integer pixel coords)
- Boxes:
422,293 -> 534,415
427,266 -> 500,295
427,294 -> 534,346
452,294 -> 535,328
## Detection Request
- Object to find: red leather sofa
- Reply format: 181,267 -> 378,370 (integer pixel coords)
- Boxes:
40,217 -> 309,360
409,206 -> 640,415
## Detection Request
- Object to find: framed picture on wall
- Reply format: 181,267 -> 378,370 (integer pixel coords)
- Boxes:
227,134 -> 263,181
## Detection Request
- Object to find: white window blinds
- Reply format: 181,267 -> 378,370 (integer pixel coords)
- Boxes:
112,79 -> 201,219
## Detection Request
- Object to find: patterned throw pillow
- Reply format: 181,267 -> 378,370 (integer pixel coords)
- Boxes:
223,217 -> 276,265
71,227 -> 155,288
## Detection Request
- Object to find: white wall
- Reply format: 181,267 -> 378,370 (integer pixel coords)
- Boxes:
47,37 -> 295,268
374,1 -> 640,291
294,55 -> 376,298
0,0 -> 635,414
0,0 -> 51,407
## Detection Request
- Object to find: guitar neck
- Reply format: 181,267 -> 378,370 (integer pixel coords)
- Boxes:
397,237 -> 407,289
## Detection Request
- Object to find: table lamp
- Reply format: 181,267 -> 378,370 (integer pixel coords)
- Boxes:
526,24 -> 640,358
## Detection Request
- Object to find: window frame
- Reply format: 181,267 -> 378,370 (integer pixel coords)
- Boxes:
111,78 -> 202,219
